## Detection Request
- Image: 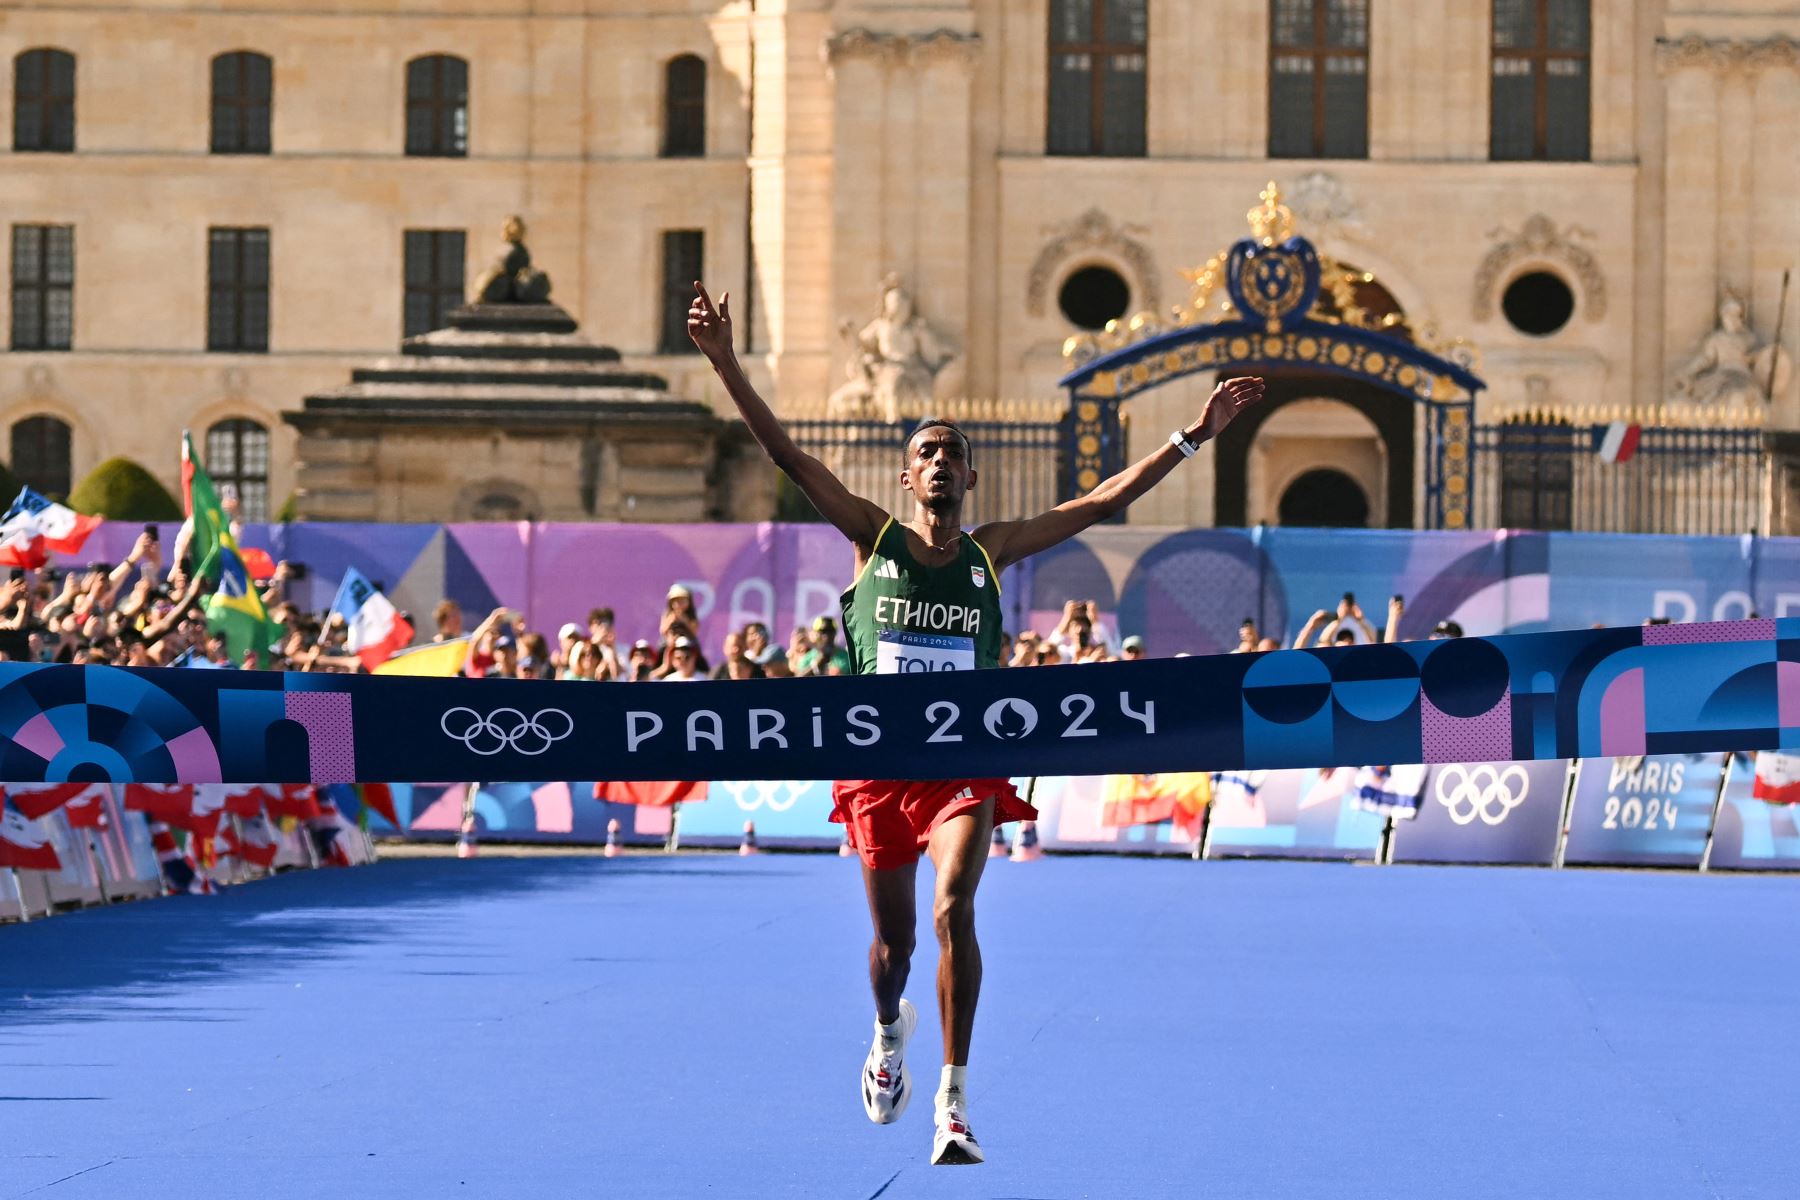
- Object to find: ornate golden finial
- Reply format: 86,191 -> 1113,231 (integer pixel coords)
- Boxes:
502,215 -> 526,244
1247,181 -> 1295,246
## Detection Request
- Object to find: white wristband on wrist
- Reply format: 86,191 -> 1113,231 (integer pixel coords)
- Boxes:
1169,429 -> 1199,459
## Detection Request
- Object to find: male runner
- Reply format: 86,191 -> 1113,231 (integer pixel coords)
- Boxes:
688,282 -> 1263,1165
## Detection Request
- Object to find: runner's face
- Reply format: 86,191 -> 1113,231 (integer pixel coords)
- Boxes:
902,428 -> 974,512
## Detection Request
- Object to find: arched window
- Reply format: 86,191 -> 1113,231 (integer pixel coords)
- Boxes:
405,54 -> 468,157
1497,416 -> 1574,530
1047,0 -> 1147,157
662,55 -> 706,158
1268,0 -> 1368,159
205,418 -> 270,522
211,51 -> 272,154
1491,0 -> 1589,161
14,48 -> 75,153
11,415 -> 72,499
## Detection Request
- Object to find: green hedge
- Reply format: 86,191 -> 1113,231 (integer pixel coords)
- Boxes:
66,457 -> 183,520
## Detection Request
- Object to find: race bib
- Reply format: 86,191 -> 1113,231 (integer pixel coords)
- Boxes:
876,629 -> 975,675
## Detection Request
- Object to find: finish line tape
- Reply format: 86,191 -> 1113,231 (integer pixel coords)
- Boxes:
0,620 -> 1792,784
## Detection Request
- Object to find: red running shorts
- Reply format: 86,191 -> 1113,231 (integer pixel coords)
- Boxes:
830,778 -> 1038,871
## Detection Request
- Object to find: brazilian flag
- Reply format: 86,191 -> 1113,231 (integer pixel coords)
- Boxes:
184,432 -> 283,666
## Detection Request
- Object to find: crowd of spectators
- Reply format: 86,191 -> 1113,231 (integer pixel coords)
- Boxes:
0,513 -> 1476,678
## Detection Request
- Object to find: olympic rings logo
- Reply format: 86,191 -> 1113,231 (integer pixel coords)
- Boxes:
440,707 -> 575,757
720,781 -> 809,813
1434,763 -> 1529,826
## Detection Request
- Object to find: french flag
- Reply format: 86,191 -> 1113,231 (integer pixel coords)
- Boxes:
0,809 -> 63,872
328,566 -> 415,671
124,784 -> 224,838
1594,421 -> 1642,464
0,486 -> 101,569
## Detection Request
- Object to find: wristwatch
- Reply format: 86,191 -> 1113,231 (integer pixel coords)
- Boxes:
1169,429 -> 1200,459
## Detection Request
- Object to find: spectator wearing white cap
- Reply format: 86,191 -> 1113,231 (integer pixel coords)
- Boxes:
556,622 -> 592,681
658,635 -> 706,681
1121,635 -> 1146,660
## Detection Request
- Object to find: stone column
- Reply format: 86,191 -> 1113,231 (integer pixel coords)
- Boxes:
1658,38 -> 1721,381
1716,56 -> 1756,300
908,34 -> 980,402
1751,40 -> 1800,426
825,32 -> 894,407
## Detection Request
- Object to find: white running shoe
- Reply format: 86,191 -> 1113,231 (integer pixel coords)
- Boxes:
930,1087 -> 984,1165
861,998 -> 917,1124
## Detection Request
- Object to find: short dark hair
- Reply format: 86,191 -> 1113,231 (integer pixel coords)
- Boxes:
906,417 -> 971,464
588,607 -> 614,626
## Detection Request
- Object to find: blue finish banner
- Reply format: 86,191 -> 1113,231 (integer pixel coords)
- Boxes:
2,618 -> 1799,784
1388,760 -> 1570,866
1561,753 -> 1727,868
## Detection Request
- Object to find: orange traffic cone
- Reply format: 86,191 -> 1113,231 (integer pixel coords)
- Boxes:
739,820 -> 760,856
988,823 -> 1009,858
456,812 -> 478,859
1010,821 -> 1043,862
603,818 -> 621,858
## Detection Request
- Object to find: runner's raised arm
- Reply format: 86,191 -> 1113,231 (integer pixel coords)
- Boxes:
688,281 -> 887,550
974,375 -> 1264,571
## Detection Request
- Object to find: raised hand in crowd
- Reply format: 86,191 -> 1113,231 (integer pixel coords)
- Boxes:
1295,609 -> 1331,649
1385,595 -> 1404,643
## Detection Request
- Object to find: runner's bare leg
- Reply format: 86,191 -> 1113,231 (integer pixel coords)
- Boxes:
861,860 -> 918,1024
926,799 -> 994,1065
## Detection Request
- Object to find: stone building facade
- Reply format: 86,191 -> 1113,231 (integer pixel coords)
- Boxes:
1,1 -> 1796,528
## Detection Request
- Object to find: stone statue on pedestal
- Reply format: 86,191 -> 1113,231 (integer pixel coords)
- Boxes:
827,274 -> 955,423
1669,288 -> 1790,406
469,215 -> 552,305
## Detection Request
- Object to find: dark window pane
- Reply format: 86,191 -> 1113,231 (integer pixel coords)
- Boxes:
1051,0 -> 1093,44
659,231 -> 703,354
1547,0 -> 1589,50
1321,55 -> 1367,157
11,416 -> 73,498
662,55 -> 707,158
1492,0 -> 1536,50
12,291 -> 41,349
11,224 -> 73,350
1104,0 -> 1147,44
406,55 -> 468,157
207,419 -> 270,521
1490,59 -> 1535,160
1271,0 -> 1314,46
208,228 -> 270,352
403,229 -> 466,337
1545,58 -> 1590,160
1099,54 -> 1146,156
1268,56 -> 1315,157
213,54 -> 275,155
14,49 -> 76,152
1046,53 -> 1094,154
1324,0 -> 1368,48
1047,0 -> 1145,158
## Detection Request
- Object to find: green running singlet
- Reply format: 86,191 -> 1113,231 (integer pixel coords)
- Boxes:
840,517 -> 1004,675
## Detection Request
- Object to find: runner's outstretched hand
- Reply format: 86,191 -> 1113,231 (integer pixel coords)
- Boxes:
687,282 -> 733,362
1198,376 -> 1265,440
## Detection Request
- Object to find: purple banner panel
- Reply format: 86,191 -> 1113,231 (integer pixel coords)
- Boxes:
1561,753 -> 1726,868
1706,752 -> 1800,871
1203,768 -> 1385,862
1388,760 -> 1570,866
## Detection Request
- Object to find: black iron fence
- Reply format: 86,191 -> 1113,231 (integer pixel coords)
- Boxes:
1472,419 -> 1765,535
784,399 -> 1067,527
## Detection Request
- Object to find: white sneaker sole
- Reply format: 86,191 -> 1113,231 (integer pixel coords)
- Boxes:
930,1129 -> 985,1165
861,998 -> 917,1125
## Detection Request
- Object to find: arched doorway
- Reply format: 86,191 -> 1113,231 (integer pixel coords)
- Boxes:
1213,374 -> 1415,528
1278,468 -> 1369,527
